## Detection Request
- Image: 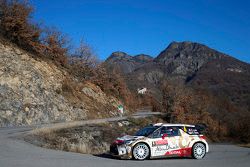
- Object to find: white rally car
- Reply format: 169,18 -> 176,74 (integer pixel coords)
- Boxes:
110,123 -> 209,160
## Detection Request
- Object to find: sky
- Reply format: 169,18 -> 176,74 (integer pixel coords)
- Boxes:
30,0 -> 250,63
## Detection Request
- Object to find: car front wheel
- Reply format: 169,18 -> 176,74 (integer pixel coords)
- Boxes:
192,143 -> 206,159
133,143 -> 150,160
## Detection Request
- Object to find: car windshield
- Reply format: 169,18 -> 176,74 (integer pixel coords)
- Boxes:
135,126 -> 159,137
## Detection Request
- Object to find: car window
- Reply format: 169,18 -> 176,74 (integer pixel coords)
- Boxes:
161,127 -> 180,137
135,126 -> 159,137
151,129 -> 161,138
181,126 -> 200,135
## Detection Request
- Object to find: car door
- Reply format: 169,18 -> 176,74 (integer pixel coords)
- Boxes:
163,127 -> 182,156
149,126 -> 181,157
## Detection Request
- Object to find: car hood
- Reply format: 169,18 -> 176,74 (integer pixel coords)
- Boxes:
117,135 -> 145,141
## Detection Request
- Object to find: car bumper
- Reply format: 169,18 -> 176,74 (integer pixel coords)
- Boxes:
110,144 -> 133,159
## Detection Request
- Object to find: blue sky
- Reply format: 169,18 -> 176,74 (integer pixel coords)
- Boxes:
30,0 -> 250,63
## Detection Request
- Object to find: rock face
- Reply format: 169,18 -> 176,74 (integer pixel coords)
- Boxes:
0,40 -> 121,127
155,41 -> 224,75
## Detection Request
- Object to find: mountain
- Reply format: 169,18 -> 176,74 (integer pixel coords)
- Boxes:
104,51 -> 153,74
104,41 -> 250,110
0,38 -> 123,127
155,41 -> 225,76
156,41 -> 250,110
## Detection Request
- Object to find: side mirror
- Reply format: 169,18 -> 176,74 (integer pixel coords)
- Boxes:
161,133 -> 168,139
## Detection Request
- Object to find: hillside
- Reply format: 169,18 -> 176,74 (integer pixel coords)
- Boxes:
0,39 -> 123,126
188,55 -> 250,110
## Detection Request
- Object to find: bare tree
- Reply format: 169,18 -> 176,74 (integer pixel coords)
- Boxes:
72,38 -> 99,68
67,38 -> 100,80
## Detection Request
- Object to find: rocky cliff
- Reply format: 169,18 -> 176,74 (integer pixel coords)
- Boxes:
0,40 -> 122,127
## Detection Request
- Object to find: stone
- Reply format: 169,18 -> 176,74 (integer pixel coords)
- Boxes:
118,122 -> 123,127
25,107 -> 29,112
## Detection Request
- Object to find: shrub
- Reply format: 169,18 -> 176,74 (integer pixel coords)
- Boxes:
40,27 -> 70,66
0,1 -> 70,66
0,0 -> 41,52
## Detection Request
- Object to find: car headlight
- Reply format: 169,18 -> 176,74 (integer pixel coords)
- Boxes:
125,140 -> 134,145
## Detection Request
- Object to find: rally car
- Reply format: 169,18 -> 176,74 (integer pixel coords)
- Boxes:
110,123 -> 209,160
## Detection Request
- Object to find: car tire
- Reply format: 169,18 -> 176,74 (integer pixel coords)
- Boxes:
132,143 -> 150,160
192,142 -> 206,159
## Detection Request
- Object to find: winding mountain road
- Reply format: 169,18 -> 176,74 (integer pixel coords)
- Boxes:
0,113 -> 250,167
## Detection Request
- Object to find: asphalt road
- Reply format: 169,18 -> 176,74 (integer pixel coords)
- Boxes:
0,117 -> 250,167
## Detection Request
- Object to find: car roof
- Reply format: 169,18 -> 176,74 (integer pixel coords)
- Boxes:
153,123 -> 195,127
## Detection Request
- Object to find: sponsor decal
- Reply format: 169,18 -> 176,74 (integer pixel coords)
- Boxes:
154,144 -> 179,151
153,139 -> 180,156
155,145 -> 168,152
187,128 -> 199,135
165,147 -> 192,156
165,150 -> 181,155
152,139 -> 168,146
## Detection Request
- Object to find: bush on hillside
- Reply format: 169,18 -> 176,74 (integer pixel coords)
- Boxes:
0,0 -> 41,52
40,27 -> 70,66
0,0 -> 70,66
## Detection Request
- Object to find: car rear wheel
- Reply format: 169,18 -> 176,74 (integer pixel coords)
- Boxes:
192,143 -> 206,159
133,143 -> 149,160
